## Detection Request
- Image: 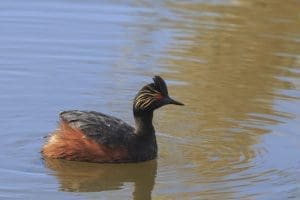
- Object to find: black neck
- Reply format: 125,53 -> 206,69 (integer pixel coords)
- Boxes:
132,109 -> 158,161
133,111 -> 155,136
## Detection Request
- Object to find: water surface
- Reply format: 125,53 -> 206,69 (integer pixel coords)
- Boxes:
0,0 -> 300,199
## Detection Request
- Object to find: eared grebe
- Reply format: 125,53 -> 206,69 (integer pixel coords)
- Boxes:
42,76 -> 184,163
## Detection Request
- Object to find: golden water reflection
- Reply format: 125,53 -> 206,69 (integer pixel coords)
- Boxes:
155,0 -> 300,199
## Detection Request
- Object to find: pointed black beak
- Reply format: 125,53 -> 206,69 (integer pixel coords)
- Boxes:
165,97 -> 184,106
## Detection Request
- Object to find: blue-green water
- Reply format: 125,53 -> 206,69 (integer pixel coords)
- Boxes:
1,0 -> 300,199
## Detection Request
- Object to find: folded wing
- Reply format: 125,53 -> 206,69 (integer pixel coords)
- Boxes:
60,110 -> 135,148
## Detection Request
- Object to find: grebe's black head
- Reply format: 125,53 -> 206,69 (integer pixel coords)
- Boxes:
133,76 -> 184,114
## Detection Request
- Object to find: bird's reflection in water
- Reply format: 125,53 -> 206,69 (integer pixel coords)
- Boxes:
44,158 -> 157,200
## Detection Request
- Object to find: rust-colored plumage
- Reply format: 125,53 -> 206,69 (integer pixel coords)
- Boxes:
42,122 -> 129,163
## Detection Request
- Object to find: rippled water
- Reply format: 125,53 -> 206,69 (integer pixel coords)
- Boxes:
1,0 -> 300,199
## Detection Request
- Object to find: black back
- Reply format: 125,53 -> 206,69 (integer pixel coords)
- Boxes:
60,110 -> 135,148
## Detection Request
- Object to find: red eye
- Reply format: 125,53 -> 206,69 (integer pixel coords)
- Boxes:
155,94 -> 163,100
